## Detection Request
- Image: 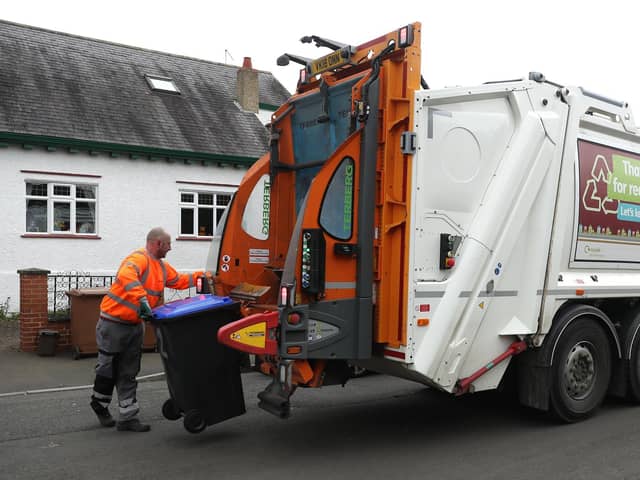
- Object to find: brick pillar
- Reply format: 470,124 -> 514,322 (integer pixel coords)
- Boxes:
18,268 -> 50,352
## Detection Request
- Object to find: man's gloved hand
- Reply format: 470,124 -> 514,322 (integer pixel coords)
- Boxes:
139,297 -> 153,320
200,271 -> 214,294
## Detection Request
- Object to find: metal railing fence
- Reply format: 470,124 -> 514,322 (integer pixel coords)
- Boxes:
47,272 -> 196,321
47,272 -> 114,322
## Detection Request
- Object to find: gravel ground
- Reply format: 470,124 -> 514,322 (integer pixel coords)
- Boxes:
0,318 -> 20,352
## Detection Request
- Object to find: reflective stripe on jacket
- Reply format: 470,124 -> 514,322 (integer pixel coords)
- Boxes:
100,248 -> 203,324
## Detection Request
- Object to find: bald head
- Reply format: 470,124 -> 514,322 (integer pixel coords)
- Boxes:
147,227 -> 169,243
146,227 -> 172,259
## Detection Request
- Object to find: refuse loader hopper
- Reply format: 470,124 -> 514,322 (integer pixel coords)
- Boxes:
208,23 -> 422,417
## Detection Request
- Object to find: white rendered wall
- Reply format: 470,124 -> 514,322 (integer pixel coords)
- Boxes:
0,144 -> 248,312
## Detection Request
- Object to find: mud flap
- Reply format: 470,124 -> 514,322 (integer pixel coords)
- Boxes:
516,347 -> 550,411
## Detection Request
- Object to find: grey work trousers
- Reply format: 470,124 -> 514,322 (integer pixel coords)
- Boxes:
92,318 -> 144,421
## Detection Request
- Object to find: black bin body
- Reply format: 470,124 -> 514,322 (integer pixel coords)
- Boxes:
152,295 -> 245,432
37,330 -> 59,356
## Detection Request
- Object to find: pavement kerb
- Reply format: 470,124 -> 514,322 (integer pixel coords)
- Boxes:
0,372 -> 165,399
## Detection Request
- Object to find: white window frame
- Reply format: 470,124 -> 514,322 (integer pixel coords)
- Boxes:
179,190 -> 231,238
144,74 -> 181,94
25,181 -> 98,235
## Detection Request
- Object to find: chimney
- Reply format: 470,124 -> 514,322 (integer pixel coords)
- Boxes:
236,56 -> 259,113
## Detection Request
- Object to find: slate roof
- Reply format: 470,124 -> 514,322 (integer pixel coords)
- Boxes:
0,20 -> 291,161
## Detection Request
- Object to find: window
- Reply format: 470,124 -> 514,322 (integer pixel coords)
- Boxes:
319,157 -> 355,240
144,74 -> 180,94
180,191 -> 231,237
241,174 -> 271,240
26,182 -> 97,234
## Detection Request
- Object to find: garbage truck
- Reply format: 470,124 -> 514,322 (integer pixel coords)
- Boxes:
203,21 -> 640,423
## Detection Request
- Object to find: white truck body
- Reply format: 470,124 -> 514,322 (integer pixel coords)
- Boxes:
361,78 -> 639,397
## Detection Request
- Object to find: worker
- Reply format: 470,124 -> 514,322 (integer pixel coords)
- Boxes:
90,227 -> 203,432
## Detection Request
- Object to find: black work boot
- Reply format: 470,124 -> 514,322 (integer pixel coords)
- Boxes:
116,418 -> 151,432
90,400 -> 116,428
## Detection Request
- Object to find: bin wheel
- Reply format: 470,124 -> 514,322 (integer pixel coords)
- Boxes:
183,410 -> 206,434
162,399 -> 181,421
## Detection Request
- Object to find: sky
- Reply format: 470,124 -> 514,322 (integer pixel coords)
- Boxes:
3,0 -> 640,124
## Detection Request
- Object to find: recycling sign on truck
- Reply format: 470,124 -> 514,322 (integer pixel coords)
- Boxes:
575,139 -> 640,264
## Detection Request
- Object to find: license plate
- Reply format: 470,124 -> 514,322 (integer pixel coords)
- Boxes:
309,49 -> 349,76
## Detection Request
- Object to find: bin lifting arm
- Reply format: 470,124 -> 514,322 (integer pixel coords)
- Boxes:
217,311 -> 279,355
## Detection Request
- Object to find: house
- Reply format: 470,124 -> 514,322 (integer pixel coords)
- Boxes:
0,20 -> 290,312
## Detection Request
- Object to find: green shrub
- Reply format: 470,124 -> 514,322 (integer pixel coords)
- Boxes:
0,297 -> 19,322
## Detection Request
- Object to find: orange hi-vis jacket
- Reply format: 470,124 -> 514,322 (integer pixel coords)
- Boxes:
100,248 -> 203,324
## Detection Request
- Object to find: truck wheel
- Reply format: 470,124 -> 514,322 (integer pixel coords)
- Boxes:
622,314 -> 640,402
549,318 -> 611,422
183,410 -> 206,434
161,398 -> 181,421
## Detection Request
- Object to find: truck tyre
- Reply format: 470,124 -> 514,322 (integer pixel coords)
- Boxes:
183,409 -> 206,434
549,318 -> 611,422
621,314 -> 640,402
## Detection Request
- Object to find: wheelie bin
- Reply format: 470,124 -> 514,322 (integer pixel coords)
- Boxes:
66,288 -> 109,358
151,294 -> 245,433
67,288 -> 156,359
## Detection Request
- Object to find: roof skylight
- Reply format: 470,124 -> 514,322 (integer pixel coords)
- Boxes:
144,75 -> 180,94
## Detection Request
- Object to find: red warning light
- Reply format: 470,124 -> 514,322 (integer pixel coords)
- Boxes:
280,286 -> 288,306
398,25 -> 414,48
399,28 -> 407,45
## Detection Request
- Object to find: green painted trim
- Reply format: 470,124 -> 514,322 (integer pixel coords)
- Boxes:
0,131 -> 257,168
259,103 -> 279,111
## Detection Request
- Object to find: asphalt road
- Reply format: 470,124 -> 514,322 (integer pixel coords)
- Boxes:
2,372 -> 640,480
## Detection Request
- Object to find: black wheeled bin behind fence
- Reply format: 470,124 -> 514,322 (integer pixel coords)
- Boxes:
151,294 -> 245,433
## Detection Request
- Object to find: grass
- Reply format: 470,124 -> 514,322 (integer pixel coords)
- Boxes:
0,297 -> 19,323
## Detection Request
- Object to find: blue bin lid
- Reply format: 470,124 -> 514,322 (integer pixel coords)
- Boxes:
152,294 -> 234,320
